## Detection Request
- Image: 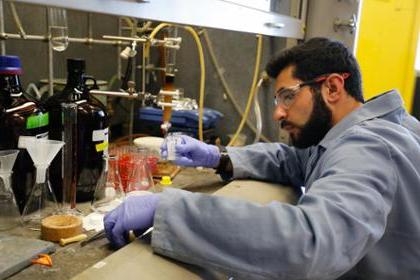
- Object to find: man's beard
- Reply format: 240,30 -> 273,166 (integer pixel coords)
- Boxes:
283,88 -> 333,148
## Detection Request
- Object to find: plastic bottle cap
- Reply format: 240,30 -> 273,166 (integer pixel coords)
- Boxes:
67,58 -> 86,73
160,176 -> 172,186
0,55 -> 22,75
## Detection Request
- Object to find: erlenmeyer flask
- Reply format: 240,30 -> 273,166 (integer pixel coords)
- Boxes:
0,150 -> 21,231
21,138 -> 64,229
126,153 -> 155,196
113,145 -> 136,192
91,155 -> 125,214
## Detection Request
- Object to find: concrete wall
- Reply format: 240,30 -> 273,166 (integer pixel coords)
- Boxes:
2,2 -> 290,144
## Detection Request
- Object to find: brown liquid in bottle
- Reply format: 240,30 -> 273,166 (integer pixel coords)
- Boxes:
44,59 -> 109,202
0,59 -> 49,212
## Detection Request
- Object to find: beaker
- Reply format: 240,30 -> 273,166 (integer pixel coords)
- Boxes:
91,155 -> 125,214
0,150 -> 21,231
48,7 -> 69,52
21,138 -> 64,230
126,152 -> 155,195
164,132 -> 184,161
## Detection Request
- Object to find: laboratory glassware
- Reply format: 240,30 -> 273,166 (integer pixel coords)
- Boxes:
48,7 -> 69,52
60,103 -> 79,214
44,58 -> 109,202
0,55 -> 49,212
0,150 -> 21,230
126,151 -> 155,195
21,137 -> 64,229
112,145 -> 136,192
91,155 -> 125,214
164,132 -> 184,161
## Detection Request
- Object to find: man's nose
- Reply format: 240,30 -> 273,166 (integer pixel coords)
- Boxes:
273,104 -> 287,121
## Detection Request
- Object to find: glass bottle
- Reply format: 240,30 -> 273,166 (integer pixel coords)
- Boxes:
44,58 -> 109,203
91,155 -> 125,214
0,55 -> 49,213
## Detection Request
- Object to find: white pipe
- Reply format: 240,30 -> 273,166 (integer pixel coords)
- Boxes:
47,7 -> 54,97
0,1 -> 6,54
26,83 -> 42,100
87,13 -> 93,39
9,2 -> 26,38
90,89 -> 139,99
103,34 -> 147,43
0,32 -> 126,45
117,17 -> 122,83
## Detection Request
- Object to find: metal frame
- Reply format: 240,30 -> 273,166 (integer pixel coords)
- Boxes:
11,0 -> 304,39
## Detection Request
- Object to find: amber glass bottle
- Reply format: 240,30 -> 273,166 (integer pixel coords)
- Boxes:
44,58 -> 109,202
0,55 -> 49,212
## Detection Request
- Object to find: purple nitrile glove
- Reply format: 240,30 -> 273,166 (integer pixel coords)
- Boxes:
103,194 -> 160,249
161,135 -> 220,168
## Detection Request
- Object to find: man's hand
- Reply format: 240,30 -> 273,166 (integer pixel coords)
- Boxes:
103,194 -> 160,249
161,135 -> 220,168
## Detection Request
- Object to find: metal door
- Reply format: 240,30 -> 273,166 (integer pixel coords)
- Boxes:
305,0 -> 362,53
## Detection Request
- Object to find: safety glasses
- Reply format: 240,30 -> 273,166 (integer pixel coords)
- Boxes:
274,72 -> 350,108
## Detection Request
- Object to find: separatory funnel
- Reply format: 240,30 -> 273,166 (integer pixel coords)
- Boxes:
0,150 -> 21,231
20,137 -> 64,229
91,155 -> 125,214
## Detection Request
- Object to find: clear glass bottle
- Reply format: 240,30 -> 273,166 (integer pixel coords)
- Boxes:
91,155 -> 125,214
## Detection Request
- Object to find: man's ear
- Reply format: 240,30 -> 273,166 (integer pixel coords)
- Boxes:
324,74 -> 345,103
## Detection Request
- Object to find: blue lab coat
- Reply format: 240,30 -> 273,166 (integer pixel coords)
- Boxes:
151,90 -> 420,279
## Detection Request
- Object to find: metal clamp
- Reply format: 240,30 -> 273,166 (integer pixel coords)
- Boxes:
159,89 -> 181,97
333,14 -> 357,34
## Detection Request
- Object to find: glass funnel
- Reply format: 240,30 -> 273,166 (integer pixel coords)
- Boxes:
0,150 -> 21,231
91,155 -> 125,214
20,137 -> 64,229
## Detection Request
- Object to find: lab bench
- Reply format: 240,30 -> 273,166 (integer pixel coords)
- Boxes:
4,168 -> 297,280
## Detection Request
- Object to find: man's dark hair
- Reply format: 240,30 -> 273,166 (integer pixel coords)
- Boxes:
266,37 -> 364,102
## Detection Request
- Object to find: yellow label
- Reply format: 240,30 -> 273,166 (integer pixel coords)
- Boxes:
95,141 -> 109,152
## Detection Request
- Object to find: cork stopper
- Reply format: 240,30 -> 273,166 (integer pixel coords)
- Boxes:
41,215 -> 82,242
